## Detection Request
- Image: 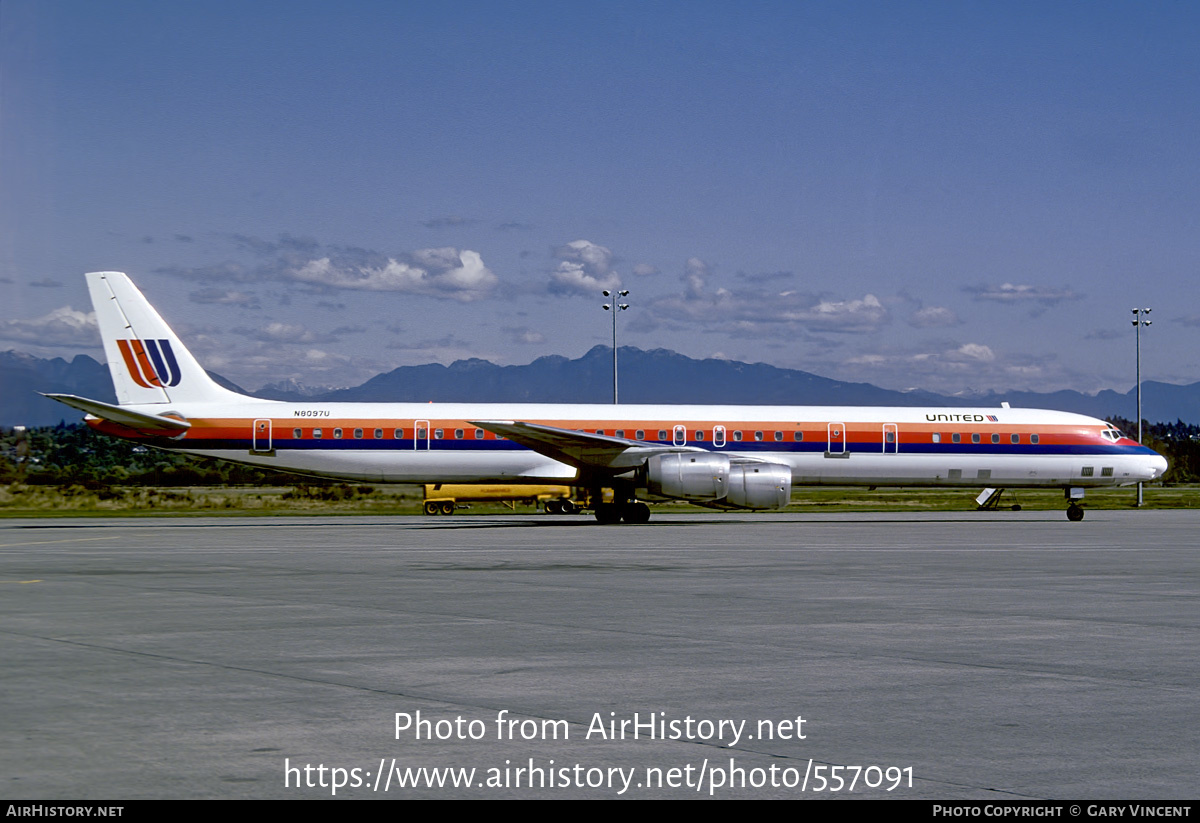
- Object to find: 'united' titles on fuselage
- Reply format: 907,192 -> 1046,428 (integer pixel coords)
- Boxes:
46,272 -> 1167,524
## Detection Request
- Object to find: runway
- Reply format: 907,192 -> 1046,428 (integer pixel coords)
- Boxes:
1,511 -> 1196,799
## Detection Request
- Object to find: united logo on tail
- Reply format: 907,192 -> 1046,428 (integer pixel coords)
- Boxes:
115,338 -> 181,388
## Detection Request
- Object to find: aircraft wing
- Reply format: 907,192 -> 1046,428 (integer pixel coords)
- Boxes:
42,393 -> 191,434
470,420 -> 702,472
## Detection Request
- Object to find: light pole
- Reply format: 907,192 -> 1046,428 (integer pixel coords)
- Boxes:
602,289 -> 629,404
1133,307 -> 1151,506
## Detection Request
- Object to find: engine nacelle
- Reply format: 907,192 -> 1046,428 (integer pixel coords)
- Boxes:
726,462 -> 792,509
646,453 -> 730,500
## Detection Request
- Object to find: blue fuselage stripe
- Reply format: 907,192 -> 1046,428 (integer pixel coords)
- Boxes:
161,437 -> 1155,459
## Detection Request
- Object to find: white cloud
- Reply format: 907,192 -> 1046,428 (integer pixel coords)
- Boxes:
231,322 -> 337,345
301,348 -> 351,365
0,306 -> 98,347
845,353 -> 888,367
188,288 -> 259,306
287,249 -> 497,301
790,294 -> 887,332
835,341 -> 1064,392
200,342 -> 371,390
505,326 -> 546,345
682,257 -> 709,300
950,343 -> 995,362
649,287 -> 889,335
642,257 -> 888,335
908,305 -> 961,328
549,240 -> 621,294
164,236 -> 498,302
966,282 -> 1081,305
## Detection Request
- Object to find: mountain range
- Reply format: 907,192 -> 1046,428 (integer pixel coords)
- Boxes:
3,345 -> 1197,428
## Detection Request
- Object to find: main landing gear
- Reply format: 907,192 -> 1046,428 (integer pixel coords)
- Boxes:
584,483 -> 652,524
594,501 -> 651,524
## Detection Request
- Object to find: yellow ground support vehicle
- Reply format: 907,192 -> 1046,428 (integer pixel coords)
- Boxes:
421,484 -> 580,515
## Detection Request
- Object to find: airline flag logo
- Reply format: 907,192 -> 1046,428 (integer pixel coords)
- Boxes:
116,339 -> 181,388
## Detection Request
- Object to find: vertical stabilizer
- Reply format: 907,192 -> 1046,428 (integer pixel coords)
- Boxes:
87,271 -> 246,405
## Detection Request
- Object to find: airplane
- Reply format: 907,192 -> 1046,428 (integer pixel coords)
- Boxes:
44,271 -> 1167,523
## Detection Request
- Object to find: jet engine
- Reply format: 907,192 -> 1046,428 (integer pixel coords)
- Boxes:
726,462 -> 792,509
645,453 -> 729,500
645,453 -> 792,509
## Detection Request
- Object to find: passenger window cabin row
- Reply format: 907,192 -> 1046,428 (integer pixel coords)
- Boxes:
932,433 -> 1040,444
287,428 -> 1044,444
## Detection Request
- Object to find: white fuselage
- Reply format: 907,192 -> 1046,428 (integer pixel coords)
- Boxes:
96,399 -> 1168,489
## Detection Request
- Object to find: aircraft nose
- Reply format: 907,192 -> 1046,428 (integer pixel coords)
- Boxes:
1149,453 -> 1168,480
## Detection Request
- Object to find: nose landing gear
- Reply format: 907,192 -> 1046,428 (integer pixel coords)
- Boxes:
1065,487 -> 1085,522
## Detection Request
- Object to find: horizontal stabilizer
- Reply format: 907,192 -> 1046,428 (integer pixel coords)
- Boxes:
41,393 -> 191,432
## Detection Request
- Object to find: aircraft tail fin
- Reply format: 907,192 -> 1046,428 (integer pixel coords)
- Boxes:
87,271 -> 247,405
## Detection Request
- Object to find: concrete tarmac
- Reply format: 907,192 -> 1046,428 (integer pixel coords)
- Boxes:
1,510 -> 1196,799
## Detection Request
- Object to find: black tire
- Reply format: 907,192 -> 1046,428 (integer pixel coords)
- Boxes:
441,501 -> 455,515
622,502 -> 651,524
560,500 -> 577,515
1067,505 -> 1084,522
424,501 -> 439,516
594,504 -> 622,524
545,499 -> 562,515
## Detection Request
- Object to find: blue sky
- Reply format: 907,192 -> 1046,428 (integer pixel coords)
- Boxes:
2,1 -> 1198,396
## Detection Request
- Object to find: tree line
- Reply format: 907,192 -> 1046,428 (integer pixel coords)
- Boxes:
0,423 -> 315,487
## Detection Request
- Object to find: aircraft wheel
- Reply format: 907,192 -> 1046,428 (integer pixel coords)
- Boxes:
622,502 -> 651,524
545,500 -> 562,515
441,501 -> 455,515
594,504 -> 622,525
1066,504 -> 1084,522
423,501 -> 439,516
